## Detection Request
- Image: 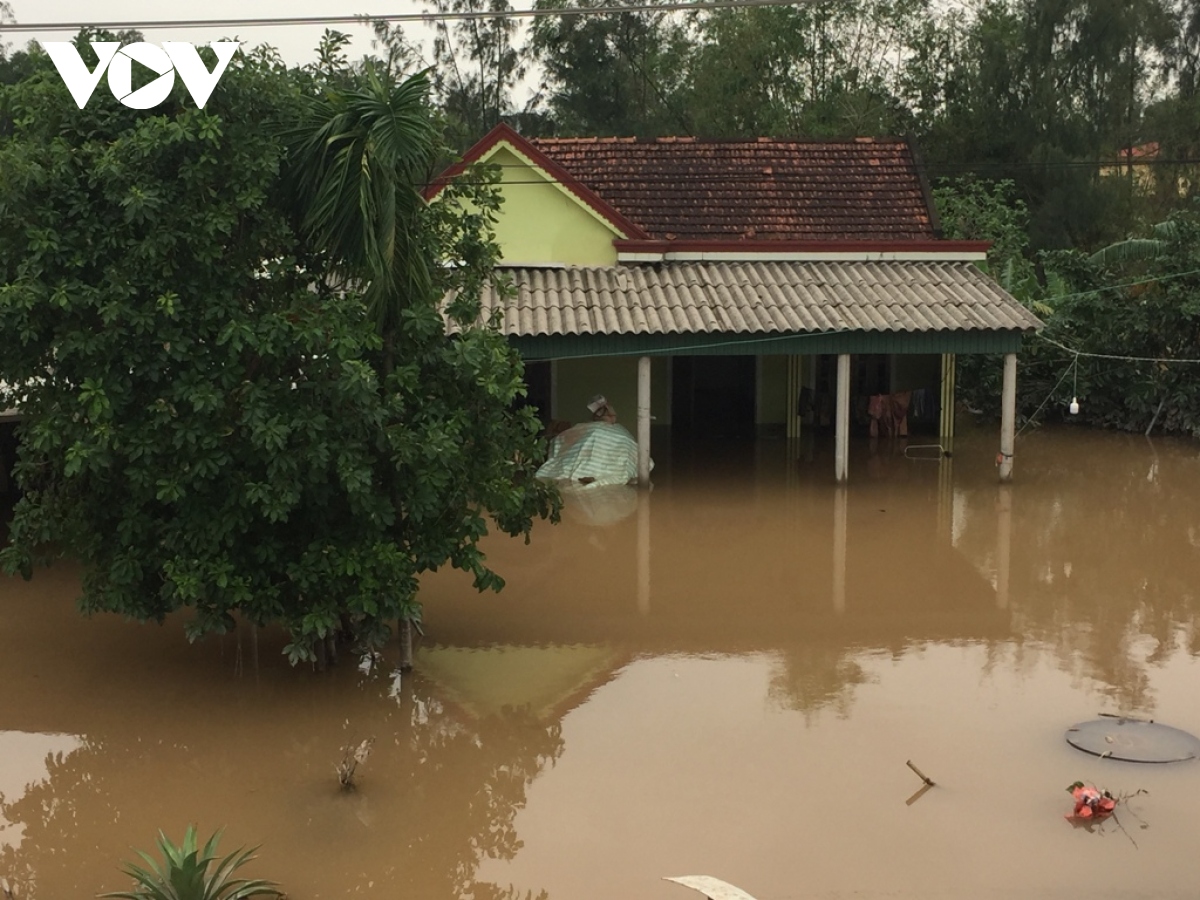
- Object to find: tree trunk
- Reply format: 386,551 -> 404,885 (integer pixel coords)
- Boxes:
398,617 -> 414,672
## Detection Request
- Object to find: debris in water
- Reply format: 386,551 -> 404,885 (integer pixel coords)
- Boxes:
1065,782 -> 1116,820
664,875 -> 759,900
336,736 -> 376,790
906,759 -> 935,786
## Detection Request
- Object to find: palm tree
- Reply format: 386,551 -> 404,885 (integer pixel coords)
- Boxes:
285,64 -> 439,364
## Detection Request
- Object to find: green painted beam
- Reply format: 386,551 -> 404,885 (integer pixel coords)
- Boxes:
512,329 -> 1029,360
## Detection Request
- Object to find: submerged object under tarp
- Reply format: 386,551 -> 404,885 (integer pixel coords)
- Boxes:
536,422 -> 649,486
1066,717 -> 1200,763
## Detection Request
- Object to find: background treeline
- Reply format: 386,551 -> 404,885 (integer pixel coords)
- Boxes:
422,0 -> 1199,246
418,0 -> 1200,435
5,0 -> 1200,434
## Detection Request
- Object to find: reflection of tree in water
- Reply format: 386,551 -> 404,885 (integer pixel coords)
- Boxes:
767,645 -> 874,720
0,743 -> 95,900
954,433 -> 1200,711
401,687 -> 563,900
0,671 -> 563,899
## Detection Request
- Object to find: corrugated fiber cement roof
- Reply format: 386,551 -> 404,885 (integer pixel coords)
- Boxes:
458,261 -> 1042,338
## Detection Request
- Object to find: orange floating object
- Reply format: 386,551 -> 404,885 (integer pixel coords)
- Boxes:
1066,782 -> 1117,820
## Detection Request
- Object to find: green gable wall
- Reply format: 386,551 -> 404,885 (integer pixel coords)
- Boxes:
488,146 -> 621,266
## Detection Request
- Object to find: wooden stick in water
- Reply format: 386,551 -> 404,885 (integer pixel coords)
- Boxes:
906,760 -> 935,786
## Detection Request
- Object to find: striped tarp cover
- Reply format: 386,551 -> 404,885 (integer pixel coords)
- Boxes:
536,422 -> 648,486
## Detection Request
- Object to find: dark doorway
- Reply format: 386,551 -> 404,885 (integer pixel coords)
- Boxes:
671,356 -> 756,438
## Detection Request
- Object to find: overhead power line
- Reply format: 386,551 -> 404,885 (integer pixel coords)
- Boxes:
2,0 -> 810,33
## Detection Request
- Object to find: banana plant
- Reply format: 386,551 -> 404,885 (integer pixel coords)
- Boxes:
1088,219 -> 1182,268
99,826 -> 280,900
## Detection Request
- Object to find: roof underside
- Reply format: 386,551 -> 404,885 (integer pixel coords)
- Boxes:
529,137 -> 937,242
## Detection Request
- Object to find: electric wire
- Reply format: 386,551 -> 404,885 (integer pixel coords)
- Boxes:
1,0 -> 830,32
1036,333 -> 1200,365
1015,353 -> 1077,437
1015,329 -> 1200,436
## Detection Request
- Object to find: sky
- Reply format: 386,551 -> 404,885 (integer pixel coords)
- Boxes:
10,0 -> 543,105
11,0 -> 416,65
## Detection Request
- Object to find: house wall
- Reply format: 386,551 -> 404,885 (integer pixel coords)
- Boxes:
554,356 -> 672,426
757,355 -> 789,425
488,146 -> 620,266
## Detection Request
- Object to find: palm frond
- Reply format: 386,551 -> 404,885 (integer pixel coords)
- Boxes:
283,67 -> 440,336
1088,238 -> 1167,268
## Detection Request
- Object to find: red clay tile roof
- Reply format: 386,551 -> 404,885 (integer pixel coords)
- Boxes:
528,136 -> 938,242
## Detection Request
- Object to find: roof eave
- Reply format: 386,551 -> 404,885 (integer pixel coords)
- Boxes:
613,239 -> 992,262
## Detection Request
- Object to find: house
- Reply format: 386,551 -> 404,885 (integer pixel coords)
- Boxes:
427,125 -> 1041,483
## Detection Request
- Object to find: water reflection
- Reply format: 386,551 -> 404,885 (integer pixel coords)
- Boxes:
0,731 -> 86,858
949,428 -> 1200,711
0,658 -> 564,899
766,645 -> 874,719
2,428 -> 1200,899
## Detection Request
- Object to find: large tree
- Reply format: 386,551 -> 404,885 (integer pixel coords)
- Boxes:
684,0 -> 931,138
426,0 -> 530,148
0,36 -> 558,664
527,0 -> 694,136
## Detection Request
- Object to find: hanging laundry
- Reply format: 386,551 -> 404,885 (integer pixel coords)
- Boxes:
912,387 -> 928,419
867,391 -> 912,437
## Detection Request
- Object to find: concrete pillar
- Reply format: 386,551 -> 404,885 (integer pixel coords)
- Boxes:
786,354 -> 802,441
835,353 -> 851,483
832,486 -> 848,614
637,355 -> 651,488
999,353 -> 1017,482
940,353 -> 956,440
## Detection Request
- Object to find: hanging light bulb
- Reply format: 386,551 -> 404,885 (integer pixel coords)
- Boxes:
1068,357 -> 1081,416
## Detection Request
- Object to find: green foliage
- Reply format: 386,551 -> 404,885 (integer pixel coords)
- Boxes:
1050,210 -> 1200,435
284,65 -> 438,334
1088,219 -> 1181,267
938,190 -> 1200,435
429,0 -> 528,147
528,0 -> 694,137
0,37 -> 559,663
933,177 -> 1032,282
684,0 -> 929,138
933,176 -> 1077,424
99,826 -> 278,900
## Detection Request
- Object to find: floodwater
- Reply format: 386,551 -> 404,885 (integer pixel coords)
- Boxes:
2,425 -> 1200,900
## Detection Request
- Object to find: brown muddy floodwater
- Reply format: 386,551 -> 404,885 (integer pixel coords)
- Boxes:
3,426 -> 1200,900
